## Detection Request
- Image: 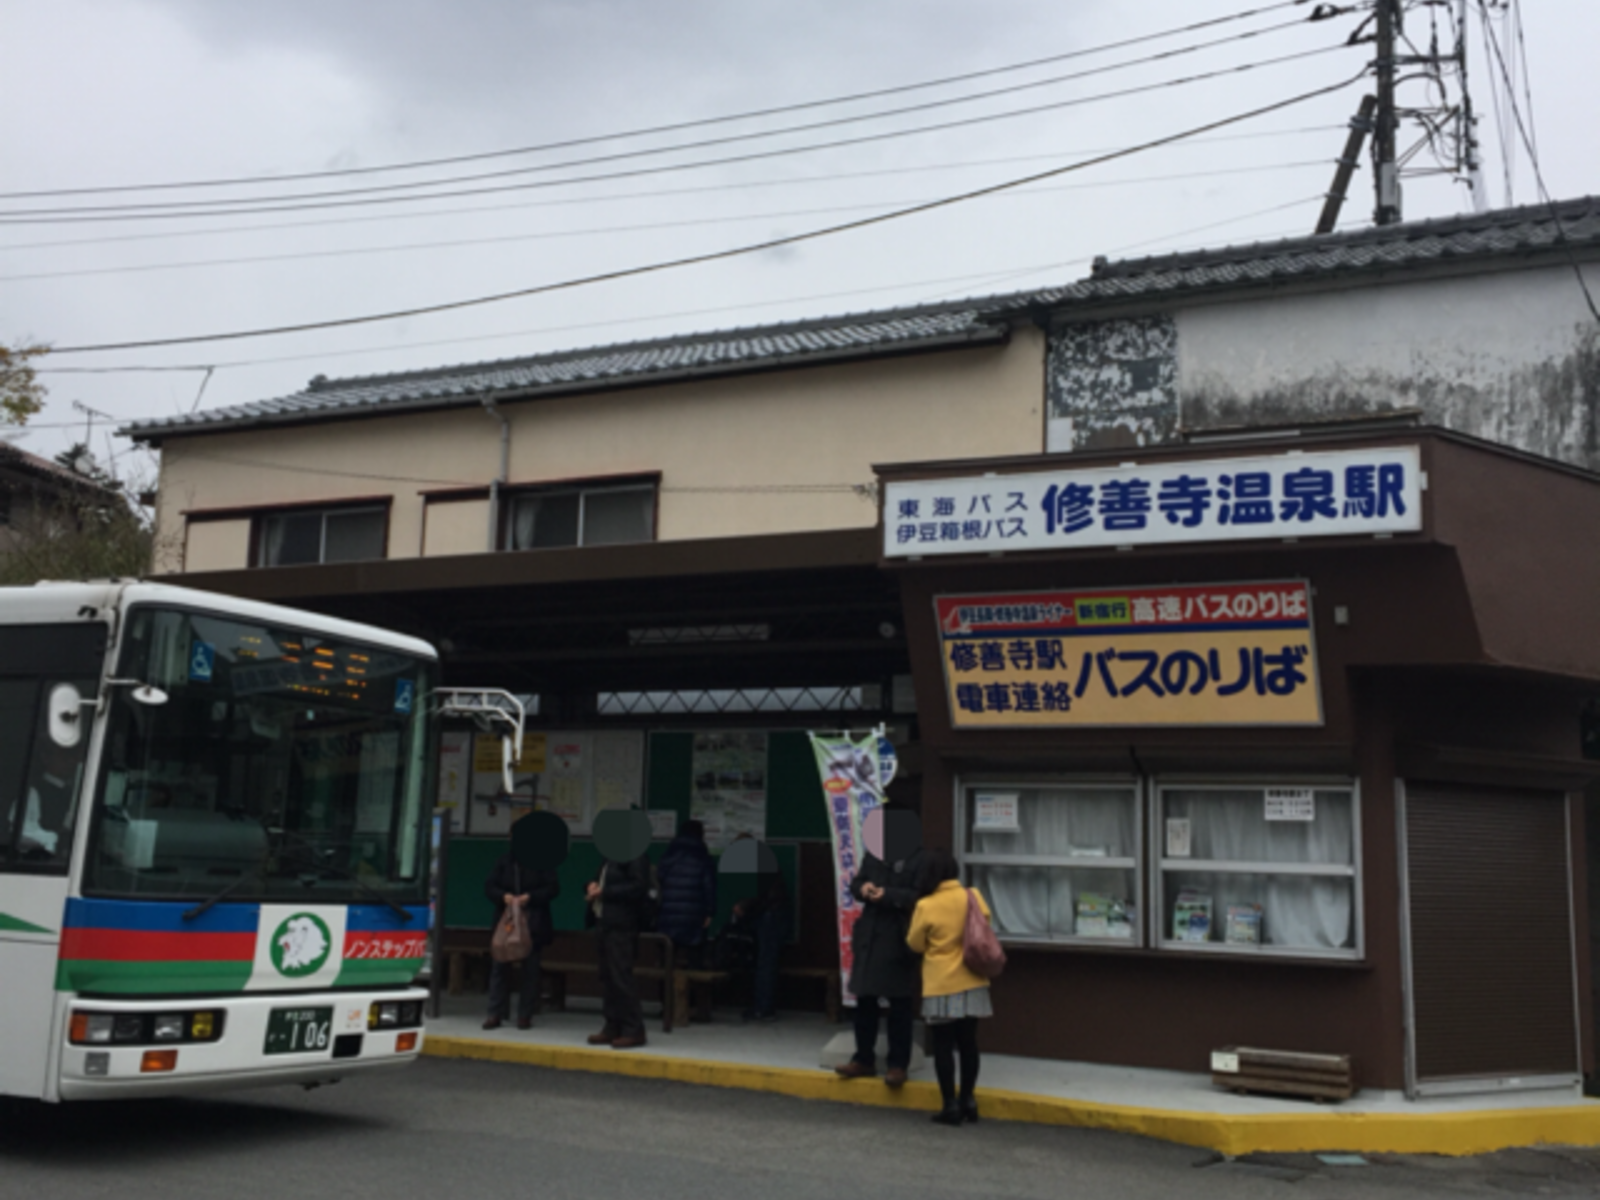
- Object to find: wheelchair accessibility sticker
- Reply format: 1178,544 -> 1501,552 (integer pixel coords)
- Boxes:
394,678 -> 415,714
189,641 -> 215,683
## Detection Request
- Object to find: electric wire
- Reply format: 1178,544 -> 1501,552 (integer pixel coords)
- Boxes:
1476,1 -> 1600,325
45,74 -> 1367,355
0,125 -> 1347,254
0,160 -> 1332,284
0,16 -> 1332,218
0,43 -> 1359,227
0,0 -> 1325,202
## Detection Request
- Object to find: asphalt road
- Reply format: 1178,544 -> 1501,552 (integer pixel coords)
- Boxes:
3,1059 -> 1599,1200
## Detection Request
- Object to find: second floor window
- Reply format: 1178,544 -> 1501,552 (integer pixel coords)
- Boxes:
258,505 -> 386,566
505,483 -> 655,550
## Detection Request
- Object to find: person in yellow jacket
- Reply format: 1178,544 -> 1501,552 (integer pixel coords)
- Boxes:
906,849 -> 993,1126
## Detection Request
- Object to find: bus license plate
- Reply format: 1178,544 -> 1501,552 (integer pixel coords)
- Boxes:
264,1007 -> 334,1055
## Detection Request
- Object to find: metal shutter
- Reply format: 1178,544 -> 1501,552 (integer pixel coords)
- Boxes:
1404,783 -> 1577,1089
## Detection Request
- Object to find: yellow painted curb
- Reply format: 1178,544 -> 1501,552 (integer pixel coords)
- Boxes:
424,1036 -> 1600,1157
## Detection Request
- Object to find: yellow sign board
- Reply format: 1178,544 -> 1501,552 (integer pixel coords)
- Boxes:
473,731 -> 546,774
937,582 -> 1321,729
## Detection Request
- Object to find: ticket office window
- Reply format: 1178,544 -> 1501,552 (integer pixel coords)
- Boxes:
960,782 -> 1143,946
1155,783 -> 1360,959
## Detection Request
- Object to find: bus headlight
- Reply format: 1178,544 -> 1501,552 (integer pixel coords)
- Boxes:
153,1015 -> 185,1041
70,1014 -> 115,1044
190,1012 -> 216,1040
113,1015 -> 143,1042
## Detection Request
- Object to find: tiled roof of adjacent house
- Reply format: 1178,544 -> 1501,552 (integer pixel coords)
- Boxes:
0,441 -> 119,495
125,195 -> 1600,442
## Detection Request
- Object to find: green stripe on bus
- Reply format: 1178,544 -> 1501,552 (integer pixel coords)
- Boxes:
333,958 -> 426,988
0,913 -> 52,934
56,959 -> 254,994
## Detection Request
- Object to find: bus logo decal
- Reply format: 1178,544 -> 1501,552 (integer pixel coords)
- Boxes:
270,913 -> 332,977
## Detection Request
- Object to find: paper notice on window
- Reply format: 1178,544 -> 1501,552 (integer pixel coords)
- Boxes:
646,810 -> 678,840
546,775 -> 586,826
1165,818 -> 1192,858
973,792 -> 1020,832
1265,788 -> 1315,821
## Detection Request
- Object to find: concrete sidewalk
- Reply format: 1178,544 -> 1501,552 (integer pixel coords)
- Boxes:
422,995 -> 1600,1156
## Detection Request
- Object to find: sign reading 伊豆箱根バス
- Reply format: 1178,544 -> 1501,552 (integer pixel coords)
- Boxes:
936,581 -> 1321,728
883,446 -> 1421,558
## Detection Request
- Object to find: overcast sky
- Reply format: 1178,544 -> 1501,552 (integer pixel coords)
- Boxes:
3,0 -> 1594,479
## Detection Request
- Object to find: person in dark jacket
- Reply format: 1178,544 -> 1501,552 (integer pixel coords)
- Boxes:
483,850 -> 560,1030
733,851 -> 789,1022
655,820 -> 716,966
836,809 -> 926,1088
584,851 -> 653,1048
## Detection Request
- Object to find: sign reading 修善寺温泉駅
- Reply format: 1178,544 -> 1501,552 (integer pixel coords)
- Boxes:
936,581 -> 1321,729
883,446 -> 1422,558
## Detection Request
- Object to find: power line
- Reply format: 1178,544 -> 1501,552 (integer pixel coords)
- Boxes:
0,125 -> 1346,254
0,1 -> 1320,202
0,161 -> 1331,284
45,74 -> 1365,356
1476,2 -> 1600,325
32,192 -> 1359,409
1,44 -> 1357,227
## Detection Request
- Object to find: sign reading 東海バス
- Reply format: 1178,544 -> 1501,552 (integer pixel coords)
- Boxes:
936,581 -> 1321,728
884,446 -> 1422,558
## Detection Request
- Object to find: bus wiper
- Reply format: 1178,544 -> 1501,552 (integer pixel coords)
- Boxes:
182,861 -> 265,921
276,847 -> 413,923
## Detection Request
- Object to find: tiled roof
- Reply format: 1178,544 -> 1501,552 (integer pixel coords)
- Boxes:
0,441 -> 118,495
125,196 -> 1600,442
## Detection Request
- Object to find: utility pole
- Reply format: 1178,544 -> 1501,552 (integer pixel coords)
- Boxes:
1373,0 -> 1401,225
1457,0 -> 1490,212
1317,95 -> 1377,235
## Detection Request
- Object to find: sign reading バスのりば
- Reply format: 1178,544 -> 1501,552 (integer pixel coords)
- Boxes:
936,581 -> 1321,728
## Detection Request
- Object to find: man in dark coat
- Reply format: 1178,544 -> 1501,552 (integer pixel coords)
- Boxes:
654,820 -> 716,966
483,850 -> 560,1030
584,851 -> 653,1048
837,836 -> 926,1087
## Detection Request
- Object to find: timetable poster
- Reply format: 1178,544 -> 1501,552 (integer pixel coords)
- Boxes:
690,732 -> 767,850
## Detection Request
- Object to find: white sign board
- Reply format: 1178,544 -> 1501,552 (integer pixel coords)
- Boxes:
973,792 -> 1020,832
1165,818 -> 1192,858
646,809 -> 679,840
1264,788 -> 1316,821
883,446 -> 1423,558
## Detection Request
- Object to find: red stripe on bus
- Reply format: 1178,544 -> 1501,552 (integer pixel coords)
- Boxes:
59,927 -> 256,963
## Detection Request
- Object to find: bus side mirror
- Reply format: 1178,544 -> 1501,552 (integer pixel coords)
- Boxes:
48,683 -> 85,748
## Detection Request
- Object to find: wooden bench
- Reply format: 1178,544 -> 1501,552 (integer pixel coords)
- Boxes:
672,969 -> 732,1027
779,966 -> 842,1023
540,933 -> 678,1033
1210,1046 -> 1358,1102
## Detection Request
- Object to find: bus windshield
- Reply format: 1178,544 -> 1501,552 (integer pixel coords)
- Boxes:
85,606 -> 435,906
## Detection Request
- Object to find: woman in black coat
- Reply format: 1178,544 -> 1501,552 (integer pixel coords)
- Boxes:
483,851 -> 560,1030
836,844 -> 925,1087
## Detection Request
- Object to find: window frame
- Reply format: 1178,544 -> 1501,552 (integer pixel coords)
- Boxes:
250,500 -> 391,568
954,774 -> 1146,949
499,477 -> 659,551
1149,776 -> 1364,962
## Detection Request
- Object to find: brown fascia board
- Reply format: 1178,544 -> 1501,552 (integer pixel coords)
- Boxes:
167,526 -> 880,603
128,324 -> 1011,447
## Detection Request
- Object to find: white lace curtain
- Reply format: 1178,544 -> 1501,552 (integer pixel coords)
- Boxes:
1162,789 -> 1354,950
969,787 -> 1137,940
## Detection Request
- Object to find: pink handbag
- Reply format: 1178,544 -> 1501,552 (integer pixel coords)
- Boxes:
961,888 -> 1006,980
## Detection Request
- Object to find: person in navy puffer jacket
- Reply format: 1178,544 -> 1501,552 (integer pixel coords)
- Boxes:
655,820 -> 717,967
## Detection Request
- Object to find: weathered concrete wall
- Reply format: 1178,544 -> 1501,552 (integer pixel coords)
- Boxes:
1178,264 -> 1600,470
1047,264 -> 1600,471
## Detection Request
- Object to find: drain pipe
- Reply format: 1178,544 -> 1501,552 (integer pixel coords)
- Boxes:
482,393 -> 509,551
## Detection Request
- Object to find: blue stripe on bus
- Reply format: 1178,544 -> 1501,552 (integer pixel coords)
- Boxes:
63,898 -> 260,933
347,905 -> 431,932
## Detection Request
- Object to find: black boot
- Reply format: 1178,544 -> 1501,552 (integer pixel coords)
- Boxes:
931,1101 -> 963,1126
960,1095 -> 979,1124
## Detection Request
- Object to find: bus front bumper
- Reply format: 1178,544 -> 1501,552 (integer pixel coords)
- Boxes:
56,988 -> 427,1101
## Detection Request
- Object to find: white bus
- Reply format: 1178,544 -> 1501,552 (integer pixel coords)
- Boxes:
0,581 -> 467,1102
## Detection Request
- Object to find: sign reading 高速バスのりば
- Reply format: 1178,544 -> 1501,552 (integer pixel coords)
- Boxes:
883,446 -> 1422,558
936,581 -> 1321,729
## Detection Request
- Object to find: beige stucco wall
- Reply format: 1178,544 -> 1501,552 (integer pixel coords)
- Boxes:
184,518 -> 251,572
158,331 -> 1045,573
423,499 -> 490,557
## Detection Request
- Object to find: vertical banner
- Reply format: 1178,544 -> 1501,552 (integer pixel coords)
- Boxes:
808,731 -> 892,1008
